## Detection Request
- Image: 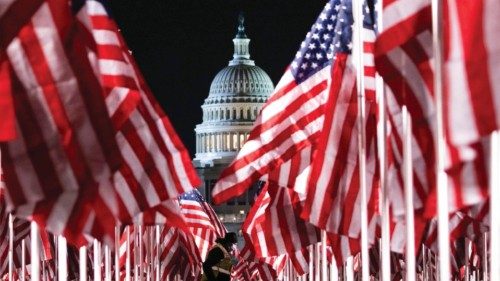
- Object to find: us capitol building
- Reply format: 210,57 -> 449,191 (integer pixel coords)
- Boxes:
193,15 -> 274,233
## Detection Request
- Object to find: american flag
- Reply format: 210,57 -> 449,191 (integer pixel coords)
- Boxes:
210,3 -> 334,204
1,0 -> 200,246
157,226 -> 202,281
374,0 -> 492,216
242,182 -> 320,261
442,0 -> 500,148
75,0 -> 200,230
299,0 -> 380,238
0,0 -> 125,246
237,246 -> 287,281
179,189 -> 226,259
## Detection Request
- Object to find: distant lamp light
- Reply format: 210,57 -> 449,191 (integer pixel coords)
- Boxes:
239,210 -> 245,215
219,217 -> 224,221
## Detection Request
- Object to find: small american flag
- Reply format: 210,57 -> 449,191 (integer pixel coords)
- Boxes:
179,189 -> 226,259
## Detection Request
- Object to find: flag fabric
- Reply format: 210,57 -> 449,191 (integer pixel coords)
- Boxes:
443,0 -> 500,147
130,199 -> 190,233
0,0 -> 44,51
237,246 -> 287,281
158,226 -> 202,281
374,0 -> 493,216
179,189 -> 226,259
74,0 -> 200,228
300,0 -> 380,238
1,0 -> 200,246
0,61 -> 16,141
0,195 -> 30,278
231,258 -> 254,281
242,182 -> 320,261
0,0 -> 124,245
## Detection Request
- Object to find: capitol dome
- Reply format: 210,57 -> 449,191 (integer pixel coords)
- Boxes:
194,14 -> 274,166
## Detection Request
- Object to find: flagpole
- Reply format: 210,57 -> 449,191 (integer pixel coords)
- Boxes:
138,225 -> 143,281
21,239 -> 26,281
483,232 -> 488,281
403,107 -> 416,281
155,226 -> 160,281
105,245 -> 111,281
321,231 -> 328,281
94,239 -> 102,281
353,0 -> 370,280
375,1 -> 391,280
79,246 -> 87,281
126,226 -> 131,281
115,227 -> 120,281
145,227 -> 151,281
58,236 -> 68,281
330,255 -> 338,281
30,222 -> 40,281
8,214 -> 13,281
134,226 -> 139,281
346,256 -> 354,281
431,0 -> 451,280
490,131 -> 500,281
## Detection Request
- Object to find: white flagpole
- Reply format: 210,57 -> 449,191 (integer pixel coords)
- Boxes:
126,226 -> 131,281
155,226 -> 160,281
431,0 -> 450,280
346,257 -> 354,281
375,1 -> 391,280
353,0 -> 369,280
145,227 -> 151,281
94,239 -> 102,281
30,222 -> 40,281
403,107 -> 416,281
8,214 -> 13,281
321,231 -> 328,281
115,227 -> 120,281
105,245 -> 111,281
138,225 -> 143,281
484,232 -> 489,281
133,226 -> 139,281
79,246 -> 87,281
21,240 -> 26,281
330,256 -> 338,281
490,131 -> 500,281
58,236 -> 68,281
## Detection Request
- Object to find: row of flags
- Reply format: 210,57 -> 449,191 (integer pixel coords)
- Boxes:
1,0 -> 500,279
0,0 -> 200,246
211,0 -> 500,279
0,0 -> 311,279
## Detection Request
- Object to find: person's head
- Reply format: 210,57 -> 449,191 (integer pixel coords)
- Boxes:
222,232 -> 238,247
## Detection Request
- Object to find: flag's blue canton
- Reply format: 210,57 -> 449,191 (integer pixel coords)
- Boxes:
363,1 -> 376,31
291,0 -> 353,83
179,189 -> 205,203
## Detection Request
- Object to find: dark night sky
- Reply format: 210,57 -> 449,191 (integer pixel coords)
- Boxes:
108,1 -> 326,156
